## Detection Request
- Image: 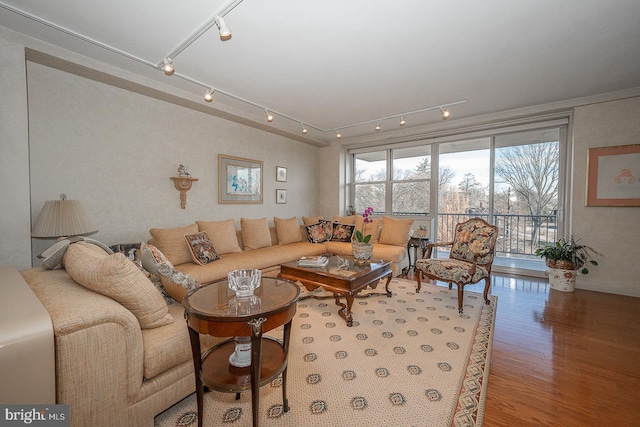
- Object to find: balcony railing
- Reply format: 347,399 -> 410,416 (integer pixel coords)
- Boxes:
437,213 -> 558,258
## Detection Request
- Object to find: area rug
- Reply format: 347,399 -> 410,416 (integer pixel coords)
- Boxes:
154,278 -> 497,427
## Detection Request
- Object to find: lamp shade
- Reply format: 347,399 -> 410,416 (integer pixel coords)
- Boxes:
31,199 -> 97,238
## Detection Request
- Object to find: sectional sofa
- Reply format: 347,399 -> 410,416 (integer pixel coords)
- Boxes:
13,214 -> 413,426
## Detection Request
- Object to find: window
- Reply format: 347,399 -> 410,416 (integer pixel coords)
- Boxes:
391,147 -> 431,216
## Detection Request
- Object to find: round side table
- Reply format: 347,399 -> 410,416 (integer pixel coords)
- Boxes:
183,277 -> 300,427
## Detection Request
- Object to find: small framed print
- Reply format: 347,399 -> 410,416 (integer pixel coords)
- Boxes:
276,166 -> 287,182
276,189 -> 287,204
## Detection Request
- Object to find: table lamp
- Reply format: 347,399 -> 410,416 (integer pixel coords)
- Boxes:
31,194 -> 97,238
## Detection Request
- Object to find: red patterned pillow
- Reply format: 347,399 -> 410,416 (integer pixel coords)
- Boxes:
184,231 -> 220,265
306,220 -> 333,243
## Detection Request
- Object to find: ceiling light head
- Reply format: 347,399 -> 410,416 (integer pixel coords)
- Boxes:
399,115 -> 406,126
440,107 -> 450,120
265,110 -> 274,123
335,130 -> 342,139
215,16 -> 232,41
161,58 -> 174,76
204,89 -> 213,102
375,121 -> 382,131
301,123 -> 308,134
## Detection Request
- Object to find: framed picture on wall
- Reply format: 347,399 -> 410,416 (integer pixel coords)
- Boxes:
276,166 -> 287,182
586,144 -> 640,206
276,189 -> 287,204
218,154 -> 263,204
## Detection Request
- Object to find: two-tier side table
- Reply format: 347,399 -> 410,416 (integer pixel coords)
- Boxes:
183,277 -> 300,427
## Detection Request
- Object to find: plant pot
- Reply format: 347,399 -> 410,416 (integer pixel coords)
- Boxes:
547,267 -> 577,292
352,242 -> 373,265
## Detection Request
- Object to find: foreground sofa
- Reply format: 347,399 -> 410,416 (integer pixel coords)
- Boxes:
11,215 -> 412,426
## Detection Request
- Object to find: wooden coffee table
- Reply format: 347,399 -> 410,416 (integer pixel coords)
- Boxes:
279,255 -> 392,327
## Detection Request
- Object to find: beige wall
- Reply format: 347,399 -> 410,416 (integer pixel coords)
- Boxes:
571,96 -> 640,296
0,38 -> 31,269
26,62 -> 323,265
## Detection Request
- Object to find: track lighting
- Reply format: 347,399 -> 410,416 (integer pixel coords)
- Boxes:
301,123 -> 308,134
215,16 -> 232,41
204,89 -> 213,102
265,110 -> 274,123
335,130 -> 342,139
399,116 -> 406,126
440,107 -> 450,120
375,121 -> 382,131
161,58 -> 174,76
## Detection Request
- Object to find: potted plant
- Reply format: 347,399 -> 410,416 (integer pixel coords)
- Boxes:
535,235 -> 599,292
352,207 -> 374,264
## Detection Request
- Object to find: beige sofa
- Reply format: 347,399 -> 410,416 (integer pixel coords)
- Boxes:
12,215 -> 411,427
151,216 -> 412,296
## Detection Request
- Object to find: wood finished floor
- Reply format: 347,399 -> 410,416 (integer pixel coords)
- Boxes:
401,271 -> 640,426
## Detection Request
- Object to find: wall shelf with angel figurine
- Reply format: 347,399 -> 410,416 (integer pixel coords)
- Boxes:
170,164 -> 198,209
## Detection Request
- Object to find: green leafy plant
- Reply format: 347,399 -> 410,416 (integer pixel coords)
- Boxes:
354,207 -> 374,243
535,235 -> 599,274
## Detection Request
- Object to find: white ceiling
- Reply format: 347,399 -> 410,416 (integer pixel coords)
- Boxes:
2,0 -> 640,144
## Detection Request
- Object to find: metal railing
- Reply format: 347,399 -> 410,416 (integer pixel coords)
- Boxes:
437,213 -> 558,258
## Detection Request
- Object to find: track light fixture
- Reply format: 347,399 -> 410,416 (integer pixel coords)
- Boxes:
204,89 -> 213,102
301,123 -> 308,134
440,107 -> 450,120
399,115 -> 406,126
375,121 -> 382,131
335,130 -> 342,139
161,58 -> 174,76
265,110 -> 274,123
215,15 -> 232,41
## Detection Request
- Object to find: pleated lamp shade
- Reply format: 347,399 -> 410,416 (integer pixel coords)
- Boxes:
31,199 -> 97,238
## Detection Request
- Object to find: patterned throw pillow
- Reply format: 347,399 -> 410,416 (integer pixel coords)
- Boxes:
306,220 -> 333,243
184,231 -> 220,265
331,222 -> 355,242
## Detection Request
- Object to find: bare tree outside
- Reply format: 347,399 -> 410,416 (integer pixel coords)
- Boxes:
494,142 -> 559,246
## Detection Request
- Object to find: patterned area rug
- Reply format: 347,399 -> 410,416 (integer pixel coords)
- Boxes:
154,278 -> 497,427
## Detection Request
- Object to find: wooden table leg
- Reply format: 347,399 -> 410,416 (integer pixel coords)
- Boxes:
281,320 -> 292,412
248,317 -> 266,427
187,324 -> 204,427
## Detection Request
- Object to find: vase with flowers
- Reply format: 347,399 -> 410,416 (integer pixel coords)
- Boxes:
352,207 -> 374,264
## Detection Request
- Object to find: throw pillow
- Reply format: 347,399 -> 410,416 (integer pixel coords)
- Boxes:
274,217 -> 303,245
355,216 -> 382,243
240,217 -> 272,250
157,262 -> 201,303
306,220 -> 333,243
184,231 -> 220,265
379,216 -> 415,246
149,223 -> 199,265
63,242 -> 173,329
331,222 -> 355,242
333,215 -> 357,225
39,237 -> 113,270
302,215 -> 324,226
196,219 -> 242,255
139,242 -> 172,278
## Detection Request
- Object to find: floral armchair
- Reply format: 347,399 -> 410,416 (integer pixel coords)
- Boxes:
415,217 -> 499,313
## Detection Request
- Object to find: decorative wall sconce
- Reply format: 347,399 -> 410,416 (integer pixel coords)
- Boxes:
171,164 -> 198,209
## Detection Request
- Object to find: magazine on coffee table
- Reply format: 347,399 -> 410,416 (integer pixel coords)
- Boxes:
297,255 -> 329,267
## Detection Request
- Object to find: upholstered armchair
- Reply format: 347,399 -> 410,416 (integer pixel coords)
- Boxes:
415,217 -> 499,313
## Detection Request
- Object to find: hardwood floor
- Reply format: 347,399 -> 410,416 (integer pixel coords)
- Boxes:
402,271 -> 640,426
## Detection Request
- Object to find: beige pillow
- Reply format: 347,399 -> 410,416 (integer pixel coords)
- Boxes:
355,216 -> 382,243
196,219 -> 242,255
274,217 -> 303,245
241,217 -> 272,250
333,215 -> 357,225
379,216 -> 414,246
64,242 -> 173,329
302,215 -> 324,226
149,224 -> 198,265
